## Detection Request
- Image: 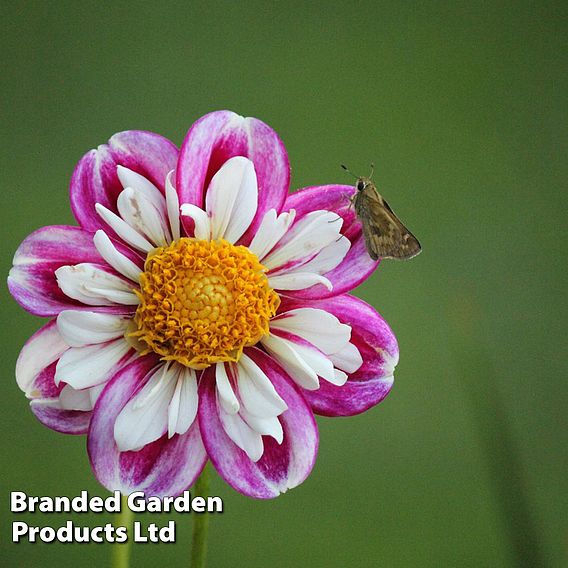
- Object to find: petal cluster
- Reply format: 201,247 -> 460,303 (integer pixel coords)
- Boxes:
9,111 -> 398,499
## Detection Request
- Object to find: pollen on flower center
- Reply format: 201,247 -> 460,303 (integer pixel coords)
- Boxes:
130,238 -> 280,369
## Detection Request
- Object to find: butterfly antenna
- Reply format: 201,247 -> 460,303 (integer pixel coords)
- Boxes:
369,162 -> 375,179
341,164 -> 358,179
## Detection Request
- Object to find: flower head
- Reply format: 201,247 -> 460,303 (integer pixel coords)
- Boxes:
9,111 -> 398,498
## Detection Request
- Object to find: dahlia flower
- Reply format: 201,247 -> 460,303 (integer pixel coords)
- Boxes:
9,111 -> 398,498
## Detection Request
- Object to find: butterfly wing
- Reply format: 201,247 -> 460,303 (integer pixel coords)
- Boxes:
354,186 -> 421,261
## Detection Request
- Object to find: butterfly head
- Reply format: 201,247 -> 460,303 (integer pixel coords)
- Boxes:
341,164 -> 375,192
356,177 -> 372,192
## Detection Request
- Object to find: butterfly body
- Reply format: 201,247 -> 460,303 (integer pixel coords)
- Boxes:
352,176 -> 421,261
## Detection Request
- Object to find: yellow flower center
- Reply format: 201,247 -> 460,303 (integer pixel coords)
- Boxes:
129,238 -> 280,369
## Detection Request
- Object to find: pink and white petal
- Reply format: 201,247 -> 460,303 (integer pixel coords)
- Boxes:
34,372 -> 114,436
55,338 -> 133,390
70,131 -> 178,232
295,236 -> 350,276
270,332 -> 337,384
262,210 -> 341,272
93,231 -> 142,283
271,307 -> 352,355
88,356 -> 207,497
331,369 -> 349,386
165,171 -> 181,241
167,366 -> 198,438
329,342 -> 363,373
199,347 -> 318,499
180,203 -> 211,240
236,354 -> 288,418
114,364 -> 177,452
29,362 -> 61,400
57,311 -> 130,347
116,187 -> 171,246
55,263 -> 139,306
268,272 -> 333,292
205,157 -> 257,243
30,399 -> 91,435
15,320 -> 92,434
95,204 -> 155,253
214,357 -> 287,459
283,185 -> 379,298
279,295 -> 397,416
217,404 -> 264,462
260,334 -> 320,390
16,319 -> 68,397
88,383 -> 106,407
304,369 -> 393,417
248,209 -> 296,261
8,226 -> 137,316
239,408 -> 284,444
116,166 -> 168,215
215,363 -> 240,414
59,384 -> 95,411
267,235 -> 349,292
177,111 -> 290,242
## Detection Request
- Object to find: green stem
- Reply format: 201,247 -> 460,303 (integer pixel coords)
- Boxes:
449,298 -> 546,567
191,464 -> 211,568
111,494 -> 134,568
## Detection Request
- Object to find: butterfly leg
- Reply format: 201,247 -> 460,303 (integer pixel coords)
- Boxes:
328,192 -> 355,224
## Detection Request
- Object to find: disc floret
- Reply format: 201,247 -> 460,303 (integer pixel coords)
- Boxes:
131,238 -> 280,368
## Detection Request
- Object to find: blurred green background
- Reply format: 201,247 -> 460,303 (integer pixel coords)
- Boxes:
1,1 -> 566,566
